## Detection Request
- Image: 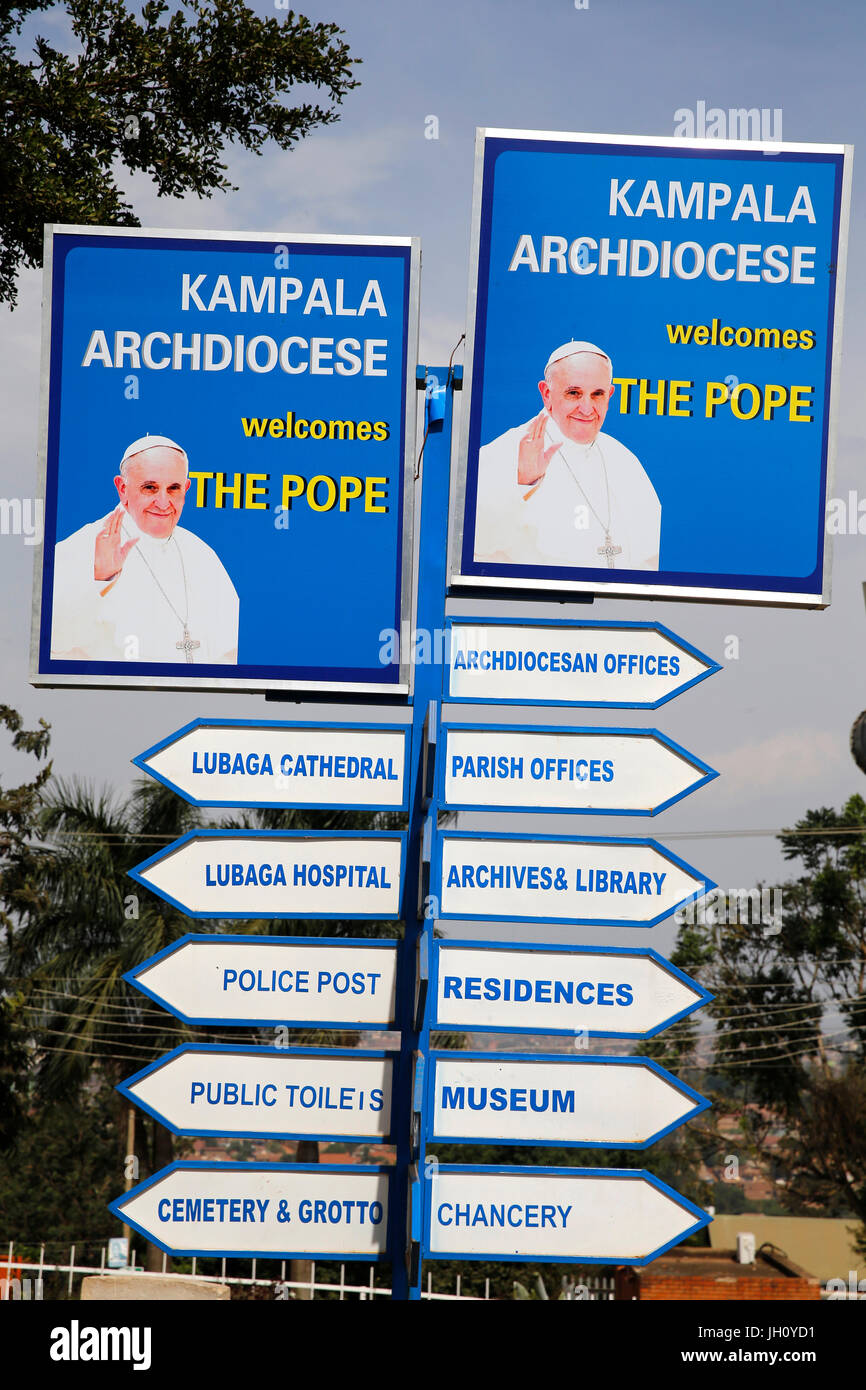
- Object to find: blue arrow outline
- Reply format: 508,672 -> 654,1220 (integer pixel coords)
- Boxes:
123,933 -> 401,1029
117,1043 -> 400,1142
133,716 -> 412,812
437,722 -> 718,816
128,828 -> 408,920
421,1164 -> 711,1265
443,616 -> 722,709
109,1160 -> 393,1261
434,828 -> 715,928
426,1051 -> 710,1148
430,939 -> 713,1039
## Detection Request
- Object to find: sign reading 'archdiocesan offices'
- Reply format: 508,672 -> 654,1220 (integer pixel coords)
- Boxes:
444,618 -> 720,708
125,936 -> 399,1029
435,830 -> 712,927
133,718 -> 410,811
129,830 -> 405,919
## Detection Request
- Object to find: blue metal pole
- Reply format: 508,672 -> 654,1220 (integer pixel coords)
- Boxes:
390,364 -> 459,1300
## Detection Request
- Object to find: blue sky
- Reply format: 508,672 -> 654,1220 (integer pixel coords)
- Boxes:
2,0 -> 866,955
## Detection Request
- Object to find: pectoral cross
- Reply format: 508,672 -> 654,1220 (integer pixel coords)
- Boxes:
597,533 -> 622,569
176,627 -> 200,663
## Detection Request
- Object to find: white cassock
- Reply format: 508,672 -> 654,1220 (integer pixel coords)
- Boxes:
50,511 -> 240,663
474,415 -> 661,571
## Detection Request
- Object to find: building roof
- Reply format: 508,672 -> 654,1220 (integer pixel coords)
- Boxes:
634,1244 -> 816,1284
709,1215 -> 863,1284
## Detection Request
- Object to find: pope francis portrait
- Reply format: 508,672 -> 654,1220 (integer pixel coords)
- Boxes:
473,340 -> 662,571
50,434 -> 240,664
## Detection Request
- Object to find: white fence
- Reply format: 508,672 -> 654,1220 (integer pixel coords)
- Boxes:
0,1240 -> 616,1301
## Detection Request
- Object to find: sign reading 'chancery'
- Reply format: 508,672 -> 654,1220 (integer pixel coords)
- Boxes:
424,1166 -> 709,1264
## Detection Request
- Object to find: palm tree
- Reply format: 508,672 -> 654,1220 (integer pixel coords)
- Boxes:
10,776 -> 213,1269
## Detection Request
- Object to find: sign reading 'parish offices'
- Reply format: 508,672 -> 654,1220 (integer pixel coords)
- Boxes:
451,129 -> 852,606
32,227 -> 420,693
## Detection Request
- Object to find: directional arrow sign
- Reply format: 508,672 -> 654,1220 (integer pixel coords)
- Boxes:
134,718 -> 410,812
431,941 -> 712,1039
445,617 -> 721,709
424,1166 -> 710,1265
110,1162 -> 391,1260
130,829 -> 405,920
436,830 -> 713,927
440,724 -> 717,816
119,1045 -> 395,1142
428,1053 -> 709,1148
125,935 -> 399,1029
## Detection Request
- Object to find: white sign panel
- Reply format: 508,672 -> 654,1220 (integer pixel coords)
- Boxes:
441,725 -> 716,815
127,936 -> 399,1028
437,832 -> 711,927
130,831 -> 404,919
446,619 -> 719,708
430,1055 -> 707,1147
135,719 -> 409,811
111,1164 -> 390,1257
121,1047 -> 394,1141
432,942 -> 711,1038
426,1168 -> 708,1262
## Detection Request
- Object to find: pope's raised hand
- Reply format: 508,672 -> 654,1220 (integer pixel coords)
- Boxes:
517,411 -> 559,486
94,507 -> 138,581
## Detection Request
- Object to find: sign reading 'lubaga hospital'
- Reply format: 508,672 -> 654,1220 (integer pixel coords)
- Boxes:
130,830 -> 405,919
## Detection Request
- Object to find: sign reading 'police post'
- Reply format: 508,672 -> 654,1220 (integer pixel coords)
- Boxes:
125,935 -> 399,1028
451,129 -> 851,607
119,1045 -> 395,1142
431,941 -> 712,1038
32,226 -> 420,694
429,1053 -> 709,1148
129,829 -> 405,919
441,723 -> 716,815
436,830 -> 712,927
110,1162 -> 391,1259
135,717 -> 410,811
445,618 -> 720,707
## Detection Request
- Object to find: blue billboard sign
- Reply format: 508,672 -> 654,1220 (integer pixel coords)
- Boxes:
32,226 -> 419,692
451,129 -> 851,607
